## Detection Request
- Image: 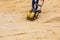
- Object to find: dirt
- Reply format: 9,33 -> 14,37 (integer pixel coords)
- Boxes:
0,0 -> 60,40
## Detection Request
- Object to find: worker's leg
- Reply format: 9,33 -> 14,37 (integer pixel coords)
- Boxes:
35,0 -> 39,10
30,0 -> 35,12
32,0 -> 35,9
34,0 -> 39,16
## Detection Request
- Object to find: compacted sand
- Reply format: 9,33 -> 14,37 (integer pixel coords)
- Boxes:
0,0 -> 60,40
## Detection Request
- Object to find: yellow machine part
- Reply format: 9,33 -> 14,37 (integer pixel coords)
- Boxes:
27,12 -> 34,18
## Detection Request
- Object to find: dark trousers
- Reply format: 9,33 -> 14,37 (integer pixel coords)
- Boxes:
32,0 -> 39,10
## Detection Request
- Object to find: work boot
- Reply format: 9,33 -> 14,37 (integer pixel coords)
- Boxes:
30,8 -> 34,13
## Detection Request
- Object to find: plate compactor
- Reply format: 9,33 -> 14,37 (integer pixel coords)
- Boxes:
27,3 -> 42,21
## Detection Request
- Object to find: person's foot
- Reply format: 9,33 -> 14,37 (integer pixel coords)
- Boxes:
30,8 -> 36,12
30,8 -> 34,13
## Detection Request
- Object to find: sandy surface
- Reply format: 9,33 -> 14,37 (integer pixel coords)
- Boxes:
0,0 -> 60,40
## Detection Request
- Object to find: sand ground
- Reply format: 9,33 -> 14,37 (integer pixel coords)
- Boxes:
0,0 -> 60,40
